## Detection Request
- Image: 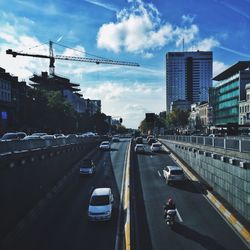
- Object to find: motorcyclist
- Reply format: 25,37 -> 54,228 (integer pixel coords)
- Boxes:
164,198 -> 176,219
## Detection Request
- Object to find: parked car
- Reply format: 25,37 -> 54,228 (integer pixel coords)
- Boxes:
79,159 -> 95,175
88,188 -> 114,221
54,134 -> 66,138
163,165 -> 185,185
99,141 -> 110,150
134,144 -> 145,153
0,132 -> 27,141
151,142 -> 161,152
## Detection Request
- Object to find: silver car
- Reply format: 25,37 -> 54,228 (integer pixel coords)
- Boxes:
88,188 -> 114,221
163,165 -> 185,184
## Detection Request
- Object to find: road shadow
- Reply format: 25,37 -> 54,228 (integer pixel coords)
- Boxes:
169,180 -> 207,195
110,148 -> 118,151
172,223 -> 226,250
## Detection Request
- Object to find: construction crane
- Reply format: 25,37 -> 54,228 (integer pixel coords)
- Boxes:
6,41 -> 139,75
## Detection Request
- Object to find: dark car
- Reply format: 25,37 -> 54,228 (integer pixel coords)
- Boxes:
79,159 -> 95,175
135,137 -> 143,144
0,132 -> 27,141
148,138 -> 156,145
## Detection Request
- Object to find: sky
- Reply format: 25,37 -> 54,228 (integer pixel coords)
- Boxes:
0,0 -> 250,129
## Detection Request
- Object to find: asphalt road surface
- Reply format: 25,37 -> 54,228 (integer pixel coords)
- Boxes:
4,139 -> 129,250
131,139 -> 248,250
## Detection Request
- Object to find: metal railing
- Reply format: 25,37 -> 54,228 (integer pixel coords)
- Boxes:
159,135 -> 250,153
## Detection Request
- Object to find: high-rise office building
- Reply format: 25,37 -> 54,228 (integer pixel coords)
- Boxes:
166,51 -> 212,113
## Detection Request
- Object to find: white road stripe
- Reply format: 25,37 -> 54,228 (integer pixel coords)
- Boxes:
176,208 -> 183,222
157,170 -> 162,177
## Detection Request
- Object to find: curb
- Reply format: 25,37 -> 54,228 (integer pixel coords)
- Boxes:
160,141 -> 250,247
123,141 -> 131,250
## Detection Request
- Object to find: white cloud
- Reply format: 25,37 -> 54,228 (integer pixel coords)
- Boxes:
97,0 -> 216,56
187,37 -> 220,51
213,60 -> 228,77
81,81 -> 165,128
84,0 -> 118,12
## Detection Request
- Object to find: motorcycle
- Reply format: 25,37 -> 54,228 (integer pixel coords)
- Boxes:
164,209 -> 176,227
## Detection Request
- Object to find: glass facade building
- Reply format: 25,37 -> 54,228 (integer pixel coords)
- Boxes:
210,61 -> 250,125
166,51 -> 212,113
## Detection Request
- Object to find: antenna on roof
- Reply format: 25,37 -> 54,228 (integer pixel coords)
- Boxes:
182,38 -> 185,52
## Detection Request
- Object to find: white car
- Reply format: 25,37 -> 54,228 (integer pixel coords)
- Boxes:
134,144 -> 145,153
151,143 -> 162,152
99,141 -> 110,150
163,165 -> 185,184
88,188 -> 114,221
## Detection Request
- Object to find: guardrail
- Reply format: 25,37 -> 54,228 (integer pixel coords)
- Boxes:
160,135 -> 250,153
0,137 -> 100,154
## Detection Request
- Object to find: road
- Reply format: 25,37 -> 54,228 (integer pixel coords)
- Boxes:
131,140 -> 248,250
4,139 -> 129,250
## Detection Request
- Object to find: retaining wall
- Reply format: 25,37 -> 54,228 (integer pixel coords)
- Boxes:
161,139 -> 250,222
0,138 -> 99,240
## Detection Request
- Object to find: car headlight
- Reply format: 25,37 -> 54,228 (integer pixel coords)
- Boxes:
104,210 -> 111,215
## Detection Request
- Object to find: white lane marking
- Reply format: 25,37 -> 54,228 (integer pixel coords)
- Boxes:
157,170 -> 162,177
150,155 -> 153,158
176,209 -> 183,222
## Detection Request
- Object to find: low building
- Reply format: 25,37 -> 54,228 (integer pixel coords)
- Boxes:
0,67 -> 27,133
239,83 -> 250,125
210,61 -> 250,126
30,71 -> 86,113
85,99 -> 101,116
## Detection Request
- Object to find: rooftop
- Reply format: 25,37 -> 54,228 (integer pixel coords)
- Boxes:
213,61 -> 250,81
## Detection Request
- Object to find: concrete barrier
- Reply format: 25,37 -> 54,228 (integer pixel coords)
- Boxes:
0,139 -> 99,241
160,138 -> 250,222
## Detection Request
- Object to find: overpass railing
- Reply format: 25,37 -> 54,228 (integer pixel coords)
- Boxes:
159,135 -> 250,153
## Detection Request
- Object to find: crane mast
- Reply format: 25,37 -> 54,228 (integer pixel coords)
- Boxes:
6,41 -> 139,75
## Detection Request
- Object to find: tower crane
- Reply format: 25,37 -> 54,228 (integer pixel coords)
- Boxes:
6,41 -> 139,75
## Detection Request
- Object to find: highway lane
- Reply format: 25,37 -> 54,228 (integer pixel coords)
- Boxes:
5,139 -> 129,250
133,140 -> 248,250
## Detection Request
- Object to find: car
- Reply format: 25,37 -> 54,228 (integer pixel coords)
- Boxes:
41,135 -> 56,139
112,136 -> 120,142
31,133 -> 47,137
99,141 -> 110,150
134,144 -> 145,153
163,165 -> 185,184
148,138 -> 156,145
23,135 -> 42,140
151,142 -> 162,152
0,132 -> 27,141
88,188 -> 114,221
135,137 -> 143,144
79,159 -> 95,175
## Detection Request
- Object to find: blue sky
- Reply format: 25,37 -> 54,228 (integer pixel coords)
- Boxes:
0,0 -> 250,128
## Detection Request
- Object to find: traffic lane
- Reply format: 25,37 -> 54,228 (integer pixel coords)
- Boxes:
6,146 -> 126,250
136,144 -> 248,250
110,138 -> 130,193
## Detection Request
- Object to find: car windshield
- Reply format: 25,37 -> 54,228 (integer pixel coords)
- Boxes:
82,160 -> 92,168
171,170 -> 183,175
90,195 -> 109,206
102,142 -> 109,145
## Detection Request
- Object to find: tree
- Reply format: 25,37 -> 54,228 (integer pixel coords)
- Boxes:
165,109 -> 189,131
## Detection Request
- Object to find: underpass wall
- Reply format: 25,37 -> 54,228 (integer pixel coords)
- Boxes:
161,139 -> 250,222
0,139 -> 99,240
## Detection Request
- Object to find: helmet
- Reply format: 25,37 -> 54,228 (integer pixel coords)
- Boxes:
167,198 -> 173,205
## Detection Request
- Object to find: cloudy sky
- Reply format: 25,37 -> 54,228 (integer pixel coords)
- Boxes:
0,0 -> 250,128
